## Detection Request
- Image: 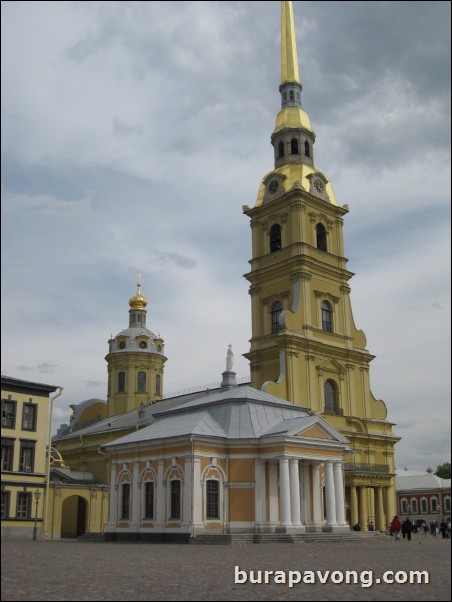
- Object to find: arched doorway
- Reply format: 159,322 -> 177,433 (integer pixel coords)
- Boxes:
61,496 -> 87,537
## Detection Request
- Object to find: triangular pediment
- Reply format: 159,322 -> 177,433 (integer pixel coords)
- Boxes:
285,415 -> 349,444
316,358 -> 346,375
297,424 -> 330,440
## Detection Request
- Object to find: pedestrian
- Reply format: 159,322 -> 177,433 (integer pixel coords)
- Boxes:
423,521 -> 429,537
390,515 -> 402,541
404,517 -> 413,541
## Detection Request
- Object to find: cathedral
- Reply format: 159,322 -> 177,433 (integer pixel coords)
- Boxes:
50,1 -> 398,540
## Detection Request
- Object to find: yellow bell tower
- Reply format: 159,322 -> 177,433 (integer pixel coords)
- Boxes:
105,274 -> 166,417
243,1 -> 399,531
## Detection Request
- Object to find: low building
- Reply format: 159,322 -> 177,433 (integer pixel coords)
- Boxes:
396,469 -> 451,526
102,369 -> 351,542
1,375 -> 62,539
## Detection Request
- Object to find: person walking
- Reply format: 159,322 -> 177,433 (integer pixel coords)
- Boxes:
390,515 -> 402,541
404,518 -> 413,541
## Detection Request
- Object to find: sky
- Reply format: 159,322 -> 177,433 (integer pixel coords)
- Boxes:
1,1 -> 450,473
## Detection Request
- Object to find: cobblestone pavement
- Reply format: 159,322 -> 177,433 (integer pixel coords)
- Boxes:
1,535 -> 450,601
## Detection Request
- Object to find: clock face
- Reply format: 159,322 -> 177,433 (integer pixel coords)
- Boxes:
268,180 -> 279,194
313,179 -> 324,193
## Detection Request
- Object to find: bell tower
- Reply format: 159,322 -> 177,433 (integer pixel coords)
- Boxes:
105,274 -> 166,417
243,1 -> 399,530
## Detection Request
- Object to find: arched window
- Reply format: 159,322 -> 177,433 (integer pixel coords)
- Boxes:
121,483 -> 130,520
289,90 -> 294,101
411,498 -> 418,513
431,498 -> 437,512
324,380 -> 339,414
316,223 -> 328,252
401,499 -> 408,514
170,480 -> 181,519
144,481 -> 154,519
117,372 -> 126,393
155,374 -> 161,395
421,498 -> 428,512
321,301 -> 332,332
278,141 -> 285,158
304,140 -> 310,157
290,138 -> 299,154
271,302 -> 282,333
269,224 -> 282,253
137,371 -> 146,393
445,497 -> 451,513
206,480 -> 220,519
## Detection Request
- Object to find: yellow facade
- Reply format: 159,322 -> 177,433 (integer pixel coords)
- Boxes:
243,1 -> 399,531
1,376 -> 61,539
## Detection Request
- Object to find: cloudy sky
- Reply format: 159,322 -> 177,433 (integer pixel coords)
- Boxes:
2,1 -> 450,472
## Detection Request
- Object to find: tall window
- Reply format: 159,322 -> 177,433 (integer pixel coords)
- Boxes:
271,302 -> 282,333
321,301 -> 332,332
121,483 -> 130,520
421,498 -> 428,512
206,480 -> 220,519
445,498 -> 451,513
278,141 -> 285,158
16,492 -> 31,519
19,440 -> 36,472
22,403 -> 37,431
170,480 -> 181,519
324,380 -> 338,414
137,371 -> 146,393
1,439 -> 14,471
304,140 -> 310,157
1,491 -> 10,519
411,499 -> 418,513
401,499 -> 408,514
290,138 -> 299,154
144,482 -> 154,519
1,399 -> 16,428
118,372 -> 126,393
316,223 -> 328,252
269,224 -> 282,253
431,498 -> 437,512
155,375 -> 161,396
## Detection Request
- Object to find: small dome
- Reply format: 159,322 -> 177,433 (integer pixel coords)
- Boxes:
129,274 -> 148,310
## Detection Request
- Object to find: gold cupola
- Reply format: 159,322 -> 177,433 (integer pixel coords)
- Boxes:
129,272 -> 148,311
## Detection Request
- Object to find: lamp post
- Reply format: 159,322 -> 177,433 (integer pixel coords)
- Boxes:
33,490 -> 41,541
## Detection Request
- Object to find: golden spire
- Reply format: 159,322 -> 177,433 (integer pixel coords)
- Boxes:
129,272 -> 148,310
281,1 -> 300,86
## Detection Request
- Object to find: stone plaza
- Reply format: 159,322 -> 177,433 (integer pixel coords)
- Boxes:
1,535 -> 450,601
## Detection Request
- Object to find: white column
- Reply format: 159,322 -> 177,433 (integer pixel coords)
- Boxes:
182,456 -> 192,527
155,459 -> 165,527
302,463 -> 311,524
324,461 -> 337,526
131,462 -> 140,527
289,458 -> 301,526
255,459 -> 266,527
193,457 -> 203,528
333,461 -> 346,525
268,462 -> 279,524
107,462 -> 117,527
279,457 -> 292,527
312,463 -> 322,524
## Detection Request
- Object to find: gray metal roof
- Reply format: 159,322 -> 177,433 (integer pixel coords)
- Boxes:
102,385 -> 347,449
395,470 -> 451,492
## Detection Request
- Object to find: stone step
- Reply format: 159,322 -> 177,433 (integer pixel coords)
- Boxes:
190,531 -> 388,545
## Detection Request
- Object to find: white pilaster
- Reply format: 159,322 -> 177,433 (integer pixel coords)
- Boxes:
289,458 -> 301,526
107,462 -> 117,527
311,463 -> 322,524
182,456 -> 192,527
302,463 -> 311,524
268,462 -> 279,524
324,460 -> 337,526
279,457 -> 292,527
333,461 -> 346,525
193,457 -> 203,528
255,459 -> 266,527
131,462 -> 140,527
155,459 -> 165,527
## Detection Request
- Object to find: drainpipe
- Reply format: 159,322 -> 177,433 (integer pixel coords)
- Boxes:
43,387 -> 63,538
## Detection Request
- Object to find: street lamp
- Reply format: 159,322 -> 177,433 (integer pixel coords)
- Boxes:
33,490 -> 41,541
